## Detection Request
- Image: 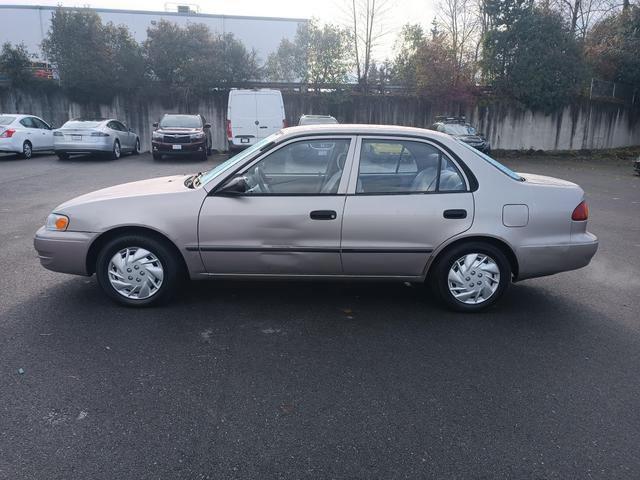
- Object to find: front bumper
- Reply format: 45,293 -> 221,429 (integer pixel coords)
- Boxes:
152,140 -> 206,155
34,227 -> 98,276
516,232 -> 598,281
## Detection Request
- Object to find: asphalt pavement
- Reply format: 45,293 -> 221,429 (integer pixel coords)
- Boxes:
1,151 -> 639,479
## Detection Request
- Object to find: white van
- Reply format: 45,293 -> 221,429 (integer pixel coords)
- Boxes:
226,89 -> 286,150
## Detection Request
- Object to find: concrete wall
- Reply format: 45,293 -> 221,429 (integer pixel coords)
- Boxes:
1,88 -> 638,152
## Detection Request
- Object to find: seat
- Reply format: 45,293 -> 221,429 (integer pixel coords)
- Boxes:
319,152 -> 347,194
410,167 -> 437,192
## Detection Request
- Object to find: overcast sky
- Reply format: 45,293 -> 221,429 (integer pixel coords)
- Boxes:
1,0 -> 437,59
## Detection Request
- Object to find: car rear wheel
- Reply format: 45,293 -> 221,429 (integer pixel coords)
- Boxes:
110,140 -> 121,160
21,141 -> 32,159
430,242 -> 510,312
132,138 -> 140,155
96,234 -> 182,307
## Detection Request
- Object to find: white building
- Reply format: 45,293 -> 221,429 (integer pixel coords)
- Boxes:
0,4 -> 306,63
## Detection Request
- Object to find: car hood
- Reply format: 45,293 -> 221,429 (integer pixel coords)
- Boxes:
155,128 -> 202,134
56,175 -> 192,210
518,173 -> 578,188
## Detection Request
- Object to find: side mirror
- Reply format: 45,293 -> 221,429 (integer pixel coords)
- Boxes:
152,122 -> 159,128
217,176 -> 248,195
204,123 -> 211,129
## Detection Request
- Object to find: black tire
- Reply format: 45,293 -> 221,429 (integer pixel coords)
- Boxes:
96,234 -> 183,307
199,147 -> 208,161
56,152 -> 69,160
152,152 -> 162,161
20,141 -> 33,159
429,241 -> 511,312
132,138 -> 140,155
110,140 -> 121,160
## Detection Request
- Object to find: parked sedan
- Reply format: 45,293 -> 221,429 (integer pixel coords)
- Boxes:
431,117 -> 491,154
54,118 -> 140,160
0,113 -> 55,158
34,125 -> 598,312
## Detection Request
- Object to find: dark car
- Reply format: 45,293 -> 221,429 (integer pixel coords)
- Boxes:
151,114 -> 212,160
634,156 -> 640,175
431,117 -> 491,155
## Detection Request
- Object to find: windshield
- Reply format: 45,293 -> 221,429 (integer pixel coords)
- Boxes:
457,140 -> 524,181
62,120 -> 102,129
0,116 -> 16,125
199,134 -> 280,185
160,115 -> 202,128
443,124 -> 476,135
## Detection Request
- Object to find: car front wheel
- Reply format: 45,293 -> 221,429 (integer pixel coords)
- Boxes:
430,242 -> 510,312
96,234 -> 182,307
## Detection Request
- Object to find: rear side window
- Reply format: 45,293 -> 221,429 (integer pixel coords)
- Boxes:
356,139 -> 466,194
456,140 -> 523,181
20,117 -> 36,128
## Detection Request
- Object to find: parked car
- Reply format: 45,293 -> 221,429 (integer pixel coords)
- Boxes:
634,155 -> 639,175
431,117 -> 491,154
34,124 -> 598,312
0,114 -> 54,158
298,115 -> 338,126
151,114 -> 212,161
227,89 -> 285,150
54,118 -> 140,160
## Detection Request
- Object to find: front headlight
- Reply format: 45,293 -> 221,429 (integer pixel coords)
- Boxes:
190,132 -> 205,140
46,213 -> 69,231
152,131 -> 163,140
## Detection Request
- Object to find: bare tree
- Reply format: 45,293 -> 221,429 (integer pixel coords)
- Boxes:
437,0 -> 480,85
551,0 -> 625,38
344,0 -> 392,92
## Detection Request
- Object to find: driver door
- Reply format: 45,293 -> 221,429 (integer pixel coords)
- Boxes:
197,136 -> 355,275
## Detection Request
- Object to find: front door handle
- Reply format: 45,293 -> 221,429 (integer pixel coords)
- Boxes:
310,210 -> 337,220
443,209 -> 467,219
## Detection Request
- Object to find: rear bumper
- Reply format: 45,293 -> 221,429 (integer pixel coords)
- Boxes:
54,137 -> 113,153
0,137 -> 20,153
516,232 -> 598,280
34,227 -> 98,276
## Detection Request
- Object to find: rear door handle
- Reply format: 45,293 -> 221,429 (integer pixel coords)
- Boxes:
310,210 -> 337,220
443,209 -> 467,219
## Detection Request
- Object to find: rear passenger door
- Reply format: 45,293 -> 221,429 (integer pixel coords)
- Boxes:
340,136 -> 474,277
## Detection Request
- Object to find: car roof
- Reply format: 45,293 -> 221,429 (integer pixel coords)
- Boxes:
279,124 -> 453,142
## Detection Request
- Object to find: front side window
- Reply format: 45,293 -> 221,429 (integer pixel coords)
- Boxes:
356,139 -> 466,194
241,139 -> 351,195
32,117 -> 49,129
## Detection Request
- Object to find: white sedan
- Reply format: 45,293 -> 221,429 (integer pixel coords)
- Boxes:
0,113 -> 55,158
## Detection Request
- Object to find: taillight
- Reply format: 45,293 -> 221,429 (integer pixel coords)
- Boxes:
0,129 -> 16,138
226,119 -> 232,139
571,201 -> 589,221
282,119 -> 288,128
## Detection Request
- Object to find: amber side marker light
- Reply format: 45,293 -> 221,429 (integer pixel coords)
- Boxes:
46,213 -> 69,231
571,201 -> 589,221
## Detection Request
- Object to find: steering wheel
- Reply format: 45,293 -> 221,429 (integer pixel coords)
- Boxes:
254,165 -> 270,193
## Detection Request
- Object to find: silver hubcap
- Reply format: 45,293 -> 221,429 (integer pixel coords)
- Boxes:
114,142 -> 120,157
24,143 -> 31,157
107,247 -> 164,300
447,253 -> 500,305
